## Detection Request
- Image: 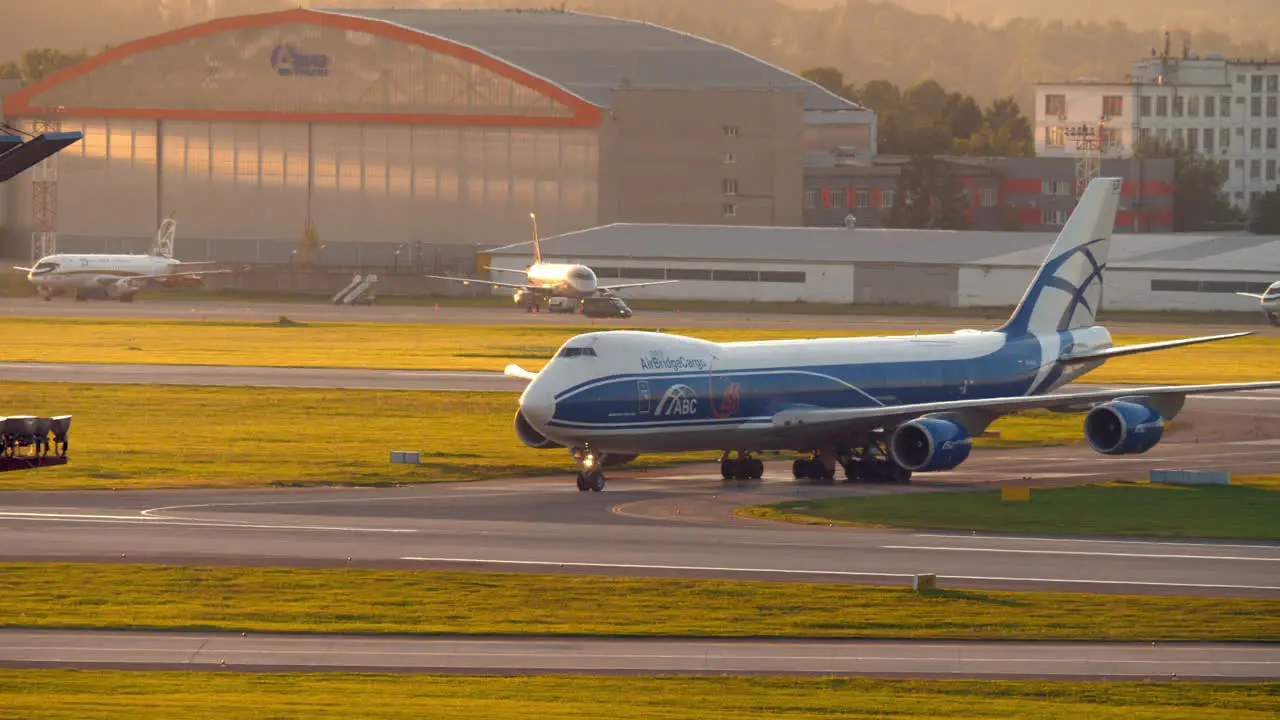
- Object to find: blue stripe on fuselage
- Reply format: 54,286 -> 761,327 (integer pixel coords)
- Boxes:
548,333 -> 1056,430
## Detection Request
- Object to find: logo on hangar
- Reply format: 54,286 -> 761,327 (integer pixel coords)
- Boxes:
655,384 -> 698,416
271,44 -> 330,77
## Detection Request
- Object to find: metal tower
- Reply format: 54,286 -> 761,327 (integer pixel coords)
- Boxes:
29,115 -> 62,265
1065,120 -> 1103,198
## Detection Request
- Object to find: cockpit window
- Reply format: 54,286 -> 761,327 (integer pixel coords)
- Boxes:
34,261 -> 59,271
557,346 -> 598,358
570,269 -> 593,280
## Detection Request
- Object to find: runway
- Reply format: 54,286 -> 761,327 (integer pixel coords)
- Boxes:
2,629 -> 1275,679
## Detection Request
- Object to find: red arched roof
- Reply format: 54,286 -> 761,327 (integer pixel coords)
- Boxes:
3,8 -> 601,128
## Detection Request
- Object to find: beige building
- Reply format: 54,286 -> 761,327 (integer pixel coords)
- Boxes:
0,7 -> 873,265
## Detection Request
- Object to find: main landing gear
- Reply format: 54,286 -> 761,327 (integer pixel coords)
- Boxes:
720,451 -> 764,480
793,441 -> 913,484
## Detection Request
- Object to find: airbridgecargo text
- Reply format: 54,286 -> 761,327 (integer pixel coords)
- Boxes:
640,352 -> 708,372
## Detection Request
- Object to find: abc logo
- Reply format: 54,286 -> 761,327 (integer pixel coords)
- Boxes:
656,384 -> 698,416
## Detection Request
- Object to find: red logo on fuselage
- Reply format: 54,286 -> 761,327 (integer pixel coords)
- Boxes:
711,380 -> 741,418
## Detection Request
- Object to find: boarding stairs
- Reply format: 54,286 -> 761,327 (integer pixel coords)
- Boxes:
332,273 -> 378,305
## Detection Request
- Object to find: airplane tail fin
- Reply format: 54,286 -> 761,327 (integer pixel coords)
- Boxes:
153,211 -> 177,258
998,177 -> 1122,336
529,212 -> 542,265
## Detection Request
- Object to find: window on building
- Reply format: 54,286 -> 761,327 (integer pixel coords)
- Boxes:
1041,209 -> 1067,225
723,178 -> 738,195
855,189 -> 870,208
1269,75 -> 1279,92
1101,127 -> 1122,148
759,270 -> 806,284
1252,127 -> 1263,149
881,189 -> 895,208
1251,159 -> 1261,179
1187,95 -> 1200,117
1156,95 -> 1168,117
1138,127 -> 1152,143
1186,129 -> 1199,151
1268,96 -> 1278,117
1172,95 -> 1184,117
1221,128 -> 1230,150
1174,128 -> 1185,147
723,125 -> 739,138
804,189 -> 818,209
1044,94 -> 1066,116
1140,95 -> 1152,117
1205,95 -> 1216,117
724,152 -> 736,164
1237,73 -> 1247,85
1204,128 -> 1215,153
1045,126 -> 1066,147
1222,95 -> 1232,117
666,268 -> 713,281
1103,95 -> 1123,116
1252,74 -> 1264,93
1236,159 -> 1246,172
1268,159 -> 1277,182
1252,96 -> 1263,117
981,187 -> 997,207
1252,191 -> 1263,209
829,188 -> 845,208
723,202 -> 737,217
1218,160 -> 1230,177
1157,128 -> 1169,142
1269,128 -> 1278,150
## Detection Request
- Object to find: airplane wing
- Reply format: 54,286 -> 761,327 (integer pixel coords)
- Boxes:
424,274 -> 536,292
483,266 -> 529,275
1236,292 -> 1267,299
12,266 -> 34,273
770,381 -> 1280,434
598,280 -> 680,292
95,269 -> 232,285
1059,332 -> 1254,363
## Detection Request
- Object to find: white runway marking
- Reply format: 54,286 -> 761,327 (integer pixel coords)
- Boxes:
0,511 -> 414,534
140,489 -> 536,517
912,533 -> 1280,551
882,546 -> 1279,562
398,557 -> 1280,591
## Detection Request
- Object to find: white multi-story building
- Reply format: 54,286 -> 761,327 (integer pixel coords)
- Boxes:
1035,53 -> 1280,210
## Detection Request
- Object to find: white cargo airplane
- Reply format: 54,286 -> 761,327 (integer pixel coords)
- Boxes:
1237,281 -> 1280,326
507,178 -> 1280,491
14,215 -> 229,302
425,213 -> 677,312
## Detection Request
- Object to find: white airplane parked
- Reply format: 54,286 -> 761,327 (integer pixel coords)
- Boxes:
14,215 -> 229,302
507,178 -> 1280,492
1237,281 -> 1280,326
426,213 -> 677,312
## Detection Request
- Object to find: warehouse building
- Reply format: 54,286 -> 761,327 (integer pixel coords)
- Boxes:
485,224 -> 1280,311
0,7 -> 874,265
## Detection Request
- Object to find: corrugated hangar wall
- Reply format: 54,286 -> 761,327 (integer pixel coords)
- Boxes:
853,264 -> 959,306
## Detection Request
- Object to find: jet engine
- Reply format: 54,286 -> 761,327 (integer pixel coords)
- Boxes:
105,279 -> 139,301
1084,401 -> 1164,455
514,410 -> 563,449
512,289 -> 526,305
889,417 -> 974,472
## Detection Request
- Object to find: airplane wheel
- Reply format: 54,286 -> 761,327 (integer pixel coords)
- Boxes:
889,463 -> 912,484
576,473 -> 589,491
791,459 -> 807,480
588,472 -> 606,492
749,459 -> 764,480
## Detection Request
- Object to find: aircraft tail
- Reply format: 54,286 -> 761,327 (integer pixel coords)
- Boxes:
998,177 -> 1122,336
529,212 -> 542,264
153,212 -> 177,258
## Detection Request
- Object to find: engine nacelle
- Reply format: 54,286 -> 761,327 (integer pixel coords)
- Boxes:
890,417 -> 973,472
1084,401 -> 1165,455
514,410 -> 563,449
106,280 -> 134,298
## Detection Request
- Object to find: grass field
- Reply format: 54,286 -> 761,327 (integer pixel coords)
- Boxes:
0,672 -> 1274,720
3,563 -> 1277,641
739,482 -> 1280,540
0,316 -> 1276,384
0,382 -> 1094,490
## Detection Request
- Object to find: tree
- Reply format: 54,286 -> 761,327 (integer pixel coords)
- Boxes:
857,79 -> 902,114
943,93 -> 984,140
885,155 -> 971,230
1248,190 -> 1280,234
802,66 -> 848,97
962,122 -> 1035,156
18,48 -> 87,84
1134,137 -> 1238,232
0,60 -> 18,79
982,97 -> 1033,147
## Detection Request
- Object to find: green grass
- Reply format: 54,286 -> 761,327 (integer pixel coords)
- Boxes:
0,672 -> 1274,720
0,316 -> 1276,384
0,382 -> 1095,490
2,672 -> 1274,720
3,563 -> 1277,641
739,483 -> 1280,540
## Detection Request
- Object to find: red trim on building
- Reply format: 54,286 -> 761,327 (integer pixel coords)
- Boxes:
1002,178 -> 1042,195
1121,181 -> 1174,197
820,187 -> 831,209
1019,208 -> 1042,225
2,8 -> 602,128
870,187 -> 882,208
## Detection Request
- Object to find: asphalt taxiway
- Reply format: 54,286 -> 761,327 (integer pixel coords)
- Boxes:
3,630 -> 1275,679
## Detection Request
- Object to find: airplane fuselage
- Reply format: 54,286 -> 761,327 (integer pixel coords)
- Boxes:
27,253 -> 182,300
522,262 -> 599,299
518,327 -> 1113,454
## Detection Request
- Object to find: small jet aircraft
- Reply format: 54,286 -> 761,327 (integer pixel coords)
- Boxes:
14,214 -> 230,302
426,213 -> 676,312
1237,281 -> 1280,326
507,178 -> 1280,491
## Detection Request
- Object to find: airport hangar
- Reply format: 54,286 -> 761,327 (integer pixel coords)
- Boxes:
484,224 -> 1280,312
0,7 -> 873,266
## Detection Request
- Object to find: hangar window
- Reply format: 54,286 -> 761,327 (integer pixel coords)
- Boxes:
667,268 -> 713,280
619,267 -> 665,280
881,190 -> 895,208
723,178 -> 738,195
723,203 -> 737,217
830,188 -> 846,208
1151,279 -> 1273,294
713,270 -> 758,282
724,152 -> 737,164
855,189 -> 870,208
980,188 -> 997,207
591,267 -> 620,278
723,126 -> 740,138
759,271 -> 806,283
805,189 -> 819,209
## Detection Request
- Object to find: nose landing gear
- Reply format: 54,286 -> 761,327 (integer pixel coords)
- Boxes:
571,447 -> 606,492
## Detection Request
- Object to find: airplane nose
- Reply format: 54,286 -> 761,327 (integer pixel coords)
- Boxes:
519,379 -> 555,428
